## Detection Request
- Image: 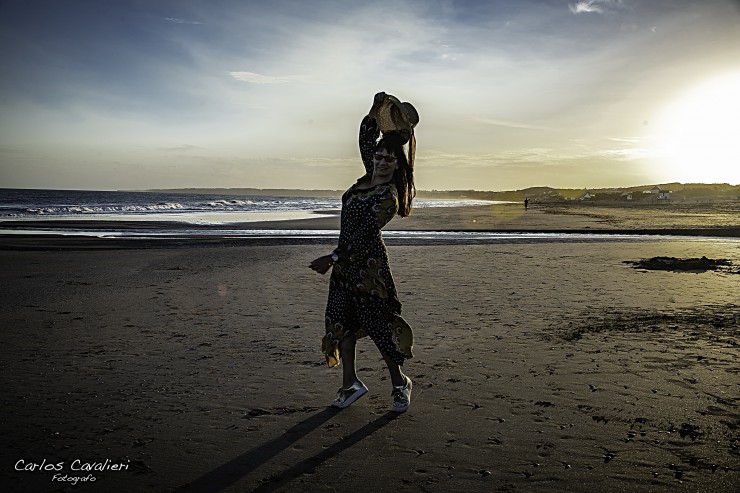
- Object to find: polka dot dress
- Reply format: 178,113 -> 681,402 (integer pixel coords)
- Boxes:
321,116 -> 414,368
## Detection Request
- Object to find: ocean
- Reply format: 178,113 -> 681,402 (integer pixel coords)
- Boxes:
2,189 -> 731,245
0,188 -> 497,224
0,188 -> 514,240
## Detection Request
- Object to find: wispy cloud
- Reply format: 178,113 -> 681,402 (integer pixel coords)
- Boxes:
600,137 -> 654,160
569,1 -> 604,15
229,71 -> 313,84
473,117 -> 548,131
0,145 -> 27,155
568,0 -> 627,15
599,148 -> 655,160
164,17 -> 203,25
157,144 -> 201,152
419,148 -> 566,169
608,137 -> 641,144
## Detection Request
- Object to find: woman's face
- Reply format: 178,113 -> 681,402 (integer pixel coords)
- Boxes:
373,150 -> 398,179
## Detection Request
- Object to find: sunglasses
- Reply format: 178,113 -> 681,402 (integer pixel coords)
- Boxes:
374,153 -> 397,164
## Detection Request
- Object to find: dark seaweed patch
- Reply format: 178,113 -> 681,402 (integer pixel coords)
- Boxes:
624,256 -> 734,273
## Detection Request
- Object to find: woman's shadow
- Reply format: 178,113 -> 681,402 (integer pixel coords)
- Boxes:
176,408 -> 399,492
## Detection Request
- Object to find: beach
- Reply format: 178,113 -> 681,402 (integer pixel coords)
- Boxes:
1,203 -> 739,492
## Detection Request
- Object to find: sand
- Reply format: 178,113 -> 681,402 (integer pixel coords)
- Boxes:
240,201 -> 740,236
1,204 -> 739,492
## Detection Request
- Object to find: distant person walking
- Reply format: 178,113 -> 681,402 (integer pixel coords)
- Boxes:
524,197 -> 529,210
310,92 -> 419,413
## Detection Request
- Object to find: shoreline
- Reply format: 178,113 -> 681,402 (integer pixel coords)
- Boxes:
0,203 -> 738,250
1,230 -> 739,252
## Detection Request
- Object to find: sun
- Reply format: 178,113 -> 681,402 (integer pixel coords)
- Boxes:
650,71 -> 740,184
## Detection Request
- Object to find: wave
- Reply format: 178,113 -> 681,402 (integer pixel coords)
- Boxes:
415,199 -> 500,208
0,189 -> 499,219
205,199 -> 256,208
25,203 -> 187,215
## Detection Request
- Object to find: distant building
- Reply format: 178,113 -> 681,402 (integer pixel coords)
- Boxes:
640,186 -> 672,203
579,192 -> 594,201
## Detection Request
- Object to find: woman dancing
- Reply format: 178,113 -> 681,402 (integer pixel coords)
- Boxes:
310,91 -> 418,413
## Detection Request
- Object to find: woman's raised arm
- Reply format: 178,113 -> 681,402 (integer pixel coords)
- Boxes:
359,92 -> 384,174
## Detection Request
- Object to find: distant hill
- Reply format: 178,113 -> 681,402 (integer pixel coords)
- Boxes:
418,183 -> 740,203
147,183 -> 740,203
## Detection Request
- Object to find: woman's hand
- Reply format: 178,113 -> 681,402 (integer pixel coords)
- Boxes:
309,255 -> 334,275
369,92 -> 386,119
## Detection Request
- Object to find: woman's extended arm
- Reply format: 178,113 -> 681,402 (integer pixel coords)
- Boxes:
309,93 -> 388,275
359,92 -> 384,174
359,117 -> 379,175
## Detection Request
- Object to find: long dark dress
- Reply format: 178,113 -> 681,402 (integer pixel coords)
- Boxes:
321,116 -> 414,368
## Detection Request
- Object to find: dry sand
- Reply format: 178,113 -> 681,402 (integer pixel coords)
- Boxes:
1,204 -> 739,492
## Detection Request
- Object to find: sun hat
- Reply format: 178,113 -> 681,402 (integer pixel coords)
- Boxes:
371,94 -> 419,143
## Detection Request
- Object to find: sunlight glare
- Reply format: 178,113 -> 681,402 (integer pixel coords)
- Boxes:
651,72 -> 740,184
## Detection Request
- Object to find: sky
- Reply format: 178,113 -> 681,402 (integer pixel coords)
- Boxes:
1,0 -> 739,191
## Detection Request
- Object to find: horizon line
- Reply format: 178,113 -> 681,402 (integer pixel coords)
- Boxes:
1,182 -> 739,194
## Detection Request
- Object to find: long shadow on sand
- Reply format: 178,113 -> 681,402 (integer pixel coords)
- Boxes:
176,408 -> 398,493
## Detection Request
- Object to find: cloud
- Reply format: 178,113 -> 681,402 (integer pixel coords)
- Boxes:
0,145 -> 27,155
568,0 -> 629,15
599,137 -> 655,161
164,17 -> 203,25
608,137 -> 640,144
229,71 -> 313,84
4,0 -> 736,191
418,149 -> 563,169
568,1 -> 604,14
473,117 -> 549,131
157,144 -> 201,152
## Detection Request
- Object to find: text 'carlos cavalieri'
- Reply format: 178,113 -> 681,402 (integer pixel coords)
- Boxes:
16,458 -> 130,484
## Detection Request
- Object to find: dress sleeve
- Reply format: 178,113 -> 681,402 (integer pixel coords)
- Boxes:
359,115 -> 379,175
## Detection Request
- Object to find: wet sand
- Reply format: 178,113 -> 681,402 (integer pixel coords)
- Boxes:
1,204 -> 738,492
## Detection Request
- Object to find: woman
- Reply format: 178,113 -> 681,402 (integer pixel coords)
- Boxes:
309,92 -> 417,413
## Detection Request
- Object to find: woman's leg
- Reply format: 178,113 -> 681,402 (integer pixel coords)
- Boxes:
331,334 -> 369,409
339,334 -> 359,388
384,352 -> 412,413
382,352 -> 406,387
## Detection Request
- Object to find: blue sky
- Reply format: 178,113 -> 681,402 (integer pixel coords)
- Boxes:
1,0 -> 739,190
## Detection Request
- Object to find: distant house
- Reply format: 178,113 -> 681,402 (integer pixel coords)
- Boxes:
621,192 -> 633,201
641,186 -> 671,203
579,192 -> 594,201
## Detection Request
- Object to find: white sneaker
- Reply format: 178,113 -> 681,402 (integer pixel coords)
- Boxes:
391,376 -> 412,413
331,381 -> 368,409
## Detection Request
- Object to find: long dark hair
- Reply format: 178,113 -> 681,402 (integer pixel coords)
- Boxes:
375,131 -> 416,217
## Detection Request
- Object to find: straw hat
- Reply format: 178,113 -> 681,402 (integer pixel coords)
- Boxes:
371,95 -> 419,143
